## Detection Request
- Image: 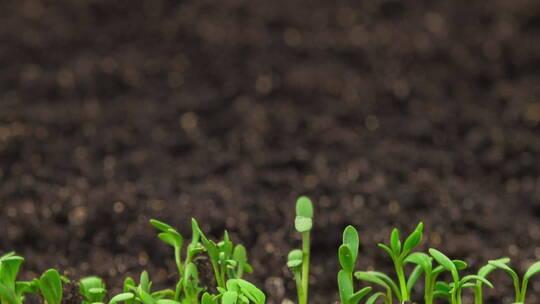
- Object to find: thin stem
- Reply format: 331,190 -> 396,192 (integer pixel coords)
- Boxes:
425,275 -> 433,304
175,246 -> 183,278
211,261 -> 225,288
294,270 -> 303,304
474,284 -> 482,304
394,262 -> 408,301
301,231 -> 310,304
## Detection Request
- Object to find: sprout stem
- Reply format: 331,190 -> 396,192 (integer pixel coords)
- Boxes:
301,231 -> 310,304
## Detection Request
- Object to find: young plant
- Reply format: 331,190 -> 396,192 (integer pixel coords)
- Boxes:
472,258 -> 510,304
150,218 -> 258,304
150,218 -> 204,304
403,252 -> 468,304
0,252 -> 27,304
488,258 -> 540,303
122,270 -> 179,304
0,252 -> 60,304
201,279 -> 265,304
429,249 -> 493,304
80,276 -> 107,304
337,226 -> 372,304
373,222 -> 424,302
37,269 -> 63,304
287,196 -> 313,304
79,276 -> 134,304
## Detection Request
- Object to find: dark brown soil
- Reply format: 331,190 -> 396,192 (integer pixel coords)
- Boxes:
2,0 -> 540,303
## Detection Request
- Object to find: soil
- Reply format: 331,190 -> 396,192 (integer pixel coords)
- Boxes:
1,0 -> 540,303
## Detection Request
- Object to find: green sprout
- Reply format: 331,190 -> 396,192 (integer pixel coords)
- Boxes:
403,252 -> 468,304
337,226 -> 372,304
366,223 -> 423,302
472,258 -> 510,304
122,270 -> 178,304
0,252 -> 29,304
150,218 -> 258,304
80,276 -> 107,304
429,248 -> 494,304
201,279 -> 265,304
287,196 -> 313,304
488,258 -> 540,303
0,252 -> 66,304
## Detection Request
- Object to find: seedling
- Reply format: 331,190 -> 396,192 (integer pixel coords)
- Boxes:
362,223 -> 423,302
487,258 -> 540,303
472,258 -> 510,304
429,248 -> 494,304
337,226 -> 372,304
0,252 -> 27,304
80,276 -> 107,304
122,270 -> 180,304
403,252 -> 468,304
201,279 -> 265,304
287,196 -> 313,304
150,218 -> 258,304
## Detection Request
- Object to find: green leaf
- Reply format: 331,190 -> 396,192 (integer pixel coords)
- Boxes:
377,243 -> 394,259
243,263 -> 253,274
433,281 -> 451,298
338,270 -> 353,304
15,281 -> 39,295
152,289 -> 175,300
370,271 -> 402,300
191,218 -> 202,246
38,269 -> 63,304
460,275 -> 493,289
229,279 -> 265,304
150,219 -> 175,233
401,229 -> 422,259
523,261 -> 540,283
158,233 -> 181,248
139,290 -> 156,304
478,258 -> 510,278
0,281 -> 18,304
222,291 -> 238,304
233,245 -> 247,264
0,256 -> 24,288
390,228 -> 401,255
429,249 -> 458,281
488,260 -> 520,288
296,196 -> 313,218
79,276 -> 106,302
354,271 -> 389,290
201,292 -> 214,304
453,260 -> 468,270
156,300 -> 181,304
404,252 -> 432,273
348,287 -> 372,304
365,292 -> 385,304
287,250 -> 303,268
406,265 -> 424,294
339,245 -> 355,273
343,226 -> 359,262
140,271 -> 151,293
294,216 -> 313,232
123,277 -> 136,293
108,293 -> 135,304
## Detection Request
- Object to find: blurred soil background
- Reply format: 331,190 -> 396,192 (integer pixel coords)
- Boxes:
2,0 -> 540,303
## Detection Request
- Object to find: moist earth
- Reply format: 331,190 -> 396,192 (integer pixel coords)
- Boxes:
1,0 -> 540,303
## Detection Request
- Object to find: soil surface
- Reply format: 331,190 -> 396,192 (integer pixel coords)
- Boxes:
2,0 -> 540,303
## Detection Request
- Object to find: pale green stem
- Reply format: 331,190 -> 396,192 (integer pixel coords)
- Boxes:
394,262 -> 408,301
301,231 -> 310,304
